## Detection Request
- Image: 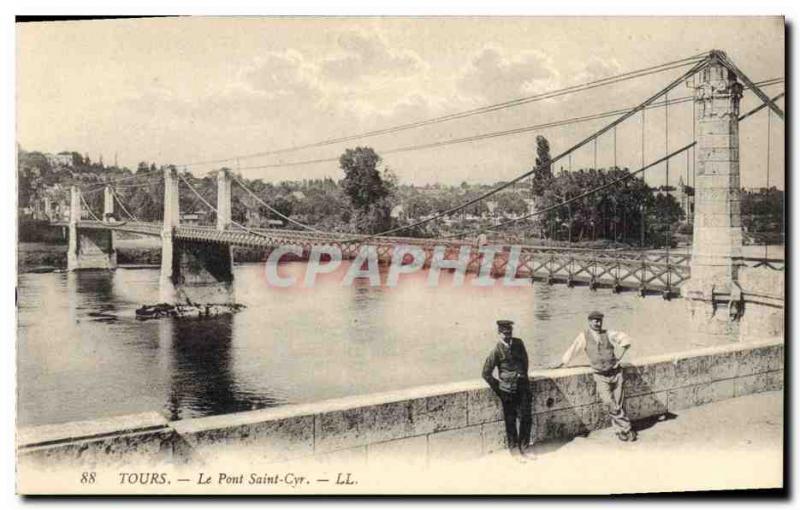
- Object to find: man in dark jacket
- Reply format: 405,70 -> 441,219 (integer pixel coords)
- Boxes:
482,319 -> 533,460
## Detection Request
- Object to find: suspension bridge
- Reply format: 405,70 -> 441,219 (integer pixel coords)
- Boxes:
46,50 -> 785,334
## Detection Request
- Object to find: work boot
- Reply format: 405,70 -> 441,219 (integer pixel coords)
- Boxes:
509,448 -> 527,463
519,445 -> 537,460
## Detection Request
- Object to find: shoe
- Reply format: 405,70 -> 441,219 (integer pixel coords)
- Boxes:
509,448 -> 527,463
628,430 -> 638,442
519,446 -> 537,460
616,431 -> 630,442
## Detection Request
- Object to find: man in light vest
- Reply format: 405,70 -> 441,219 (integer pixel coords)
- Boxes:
553,311 -> 636,442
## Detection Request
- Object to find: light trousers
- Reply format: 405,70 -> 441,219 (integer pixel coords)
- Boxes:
592,369 -> 632,433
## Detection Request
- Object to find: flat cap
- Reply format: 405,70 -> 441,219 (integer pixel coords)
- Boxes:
496,320 -> 514,328
588,311 -> 604,320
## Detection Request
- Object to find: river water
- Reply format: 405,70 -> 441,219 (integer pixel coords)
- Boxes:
17,261 -> 738,427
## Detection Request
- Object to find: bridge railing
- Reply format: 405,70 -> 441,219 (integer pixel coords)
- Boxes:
61,220 -> 782,276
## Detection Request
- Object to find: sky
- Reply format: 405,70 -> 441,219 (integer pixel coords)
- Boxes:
16,16 -> 785,188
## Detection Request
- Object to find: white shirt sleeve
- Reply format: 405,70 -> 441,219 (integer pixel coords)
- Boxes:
608,330 -> 632,348
561,332 -> 587,366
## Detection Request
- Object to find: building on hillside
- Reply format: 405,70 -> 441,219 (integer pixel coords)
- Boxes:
180,210 -> 210,225
28,184 -> 69,221
244,208 -> 285,228
44,153 -> 74,168
390,204 -> 405,219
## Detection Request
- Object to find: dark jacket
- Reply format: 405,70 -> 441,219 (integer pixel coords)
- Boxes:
482,337 -> 529,394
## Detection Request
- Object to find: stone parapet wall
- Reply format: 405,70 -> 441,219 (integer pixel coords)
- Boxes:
739,265 -> 784,338
18,339 -> 783,467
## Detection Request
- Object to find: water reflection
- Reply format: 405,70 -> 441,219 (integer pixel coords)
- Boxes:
70,270 -> 115,312
531,282 -> 554,322
160,316 -> 286,421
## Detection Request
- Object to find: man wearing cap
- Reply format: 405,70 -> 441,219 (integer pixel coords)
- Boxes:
482,319 -> 533,460
553,311 -> 637,442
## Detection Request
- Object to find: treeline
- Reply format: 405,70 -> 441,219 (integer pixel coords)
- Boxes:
18,145 -> 784,247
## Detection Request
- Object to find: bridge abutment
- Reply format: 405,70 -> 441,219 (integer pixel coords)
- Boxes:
159,167 -> 235,304
682,54 -> 745,336
67,186 -> 117,271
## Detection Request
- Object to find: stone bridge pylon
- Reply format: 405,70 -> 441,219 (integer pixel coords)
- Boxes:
66,185 -> 117,270
159,167 -> 234,304
158,167 -> 235,305
682,51 -> 745,335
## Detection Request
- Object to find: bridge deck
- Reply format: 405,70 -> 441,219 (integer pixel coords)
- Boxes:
53,220 -> 785,292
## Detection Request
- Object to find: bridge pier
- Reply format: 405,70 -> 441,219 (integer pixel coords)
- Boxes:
159,167 -> 235,305
66,186 -> 117,271
682,54 -> 745,335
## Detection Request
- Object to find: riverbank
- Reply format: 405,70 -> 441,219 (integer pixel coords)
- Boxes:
17,240 -> 275,273
17,242 -> 67,273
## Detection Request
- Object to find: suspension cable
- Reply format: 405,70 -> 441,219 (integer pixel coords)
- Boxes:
448,80 -> 780,242
108,176 -> 163,190
110,186 -> 140,222
717,52 -> 784,120
196,78 -> 783,174
737,91 -> 785,122
341,57 -> 710,244
765,108 -> 771,259
81,167 -> 162,192
665,89 -> 671,290
79,191 -> 102,222
229,173 -> 326,233
641,102 -> 647,247
178,54 -> 708,169
177,173 -> 285,241
80,186 -> 106,195
691,75 -> 696,191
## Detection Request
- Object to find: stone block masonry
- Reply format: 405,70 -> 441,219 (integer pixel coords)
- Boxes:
682,54 -> 746,335
17,338 -> 783,469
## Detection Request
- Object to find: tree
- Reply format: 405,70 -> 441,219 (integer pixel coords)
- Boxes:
339,147 -> 393,234
531,135 -> 553,197
646,193 -> 685,247
741,187 -> 784,240
494,190 -> 528,217
529,167 -> 670,245
340,147 -> 388,208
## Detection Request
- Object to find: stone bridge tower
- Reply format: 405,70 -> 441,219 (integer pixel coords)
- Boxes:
159,167 -> 235,305
682,52 -> 745,335
66,186 -> 117,271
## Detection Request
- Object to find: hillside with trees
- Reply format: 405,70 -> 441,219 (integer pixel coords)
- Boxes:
18,142 -> 784,248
